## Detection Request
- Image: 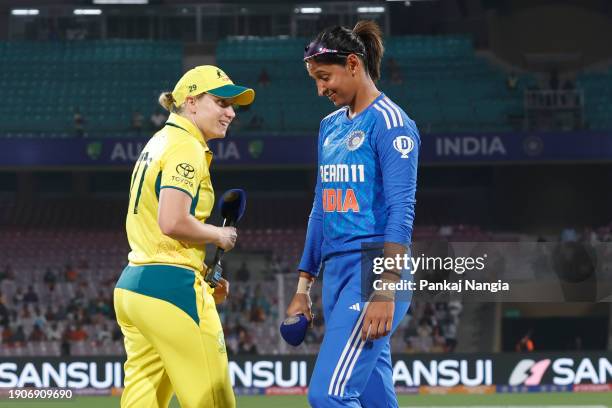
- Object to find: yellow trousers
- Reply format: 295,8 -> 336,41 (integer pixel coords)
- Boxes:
114,264 -> 235,408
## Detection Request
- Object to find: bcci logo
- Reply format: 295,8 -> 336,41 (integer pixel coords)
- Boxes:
176,163 -> 195,179
523,135 -> 543,157
284,316 -> 301,325
346,130 -> 365,151
393,136 -> 415,158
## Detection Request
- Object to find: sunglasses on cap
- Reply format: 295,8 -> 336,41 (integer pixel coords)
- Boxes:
303,41 -> 364,62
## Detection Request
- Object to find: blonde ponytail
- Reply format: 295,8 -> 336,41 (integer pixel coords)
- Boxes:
158,92 -> 176,112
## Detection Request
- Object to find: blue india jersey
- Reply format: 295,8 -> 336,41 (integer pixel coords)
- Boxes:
299,93 -> 420,276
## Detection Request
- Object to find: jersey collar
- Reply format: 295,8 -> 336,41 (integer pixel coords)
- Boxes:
340,92 -> 385,125
165,113 -> 210,151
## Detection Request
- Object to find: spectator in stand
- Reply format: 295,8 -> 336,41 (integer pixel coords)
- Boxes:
249,305 -> 265,323
132,110 -> 144,136
447,300 -> 463,317
257,68 -> 270,87
224,325 -> 239,355
68,290 -> 86,313
516,330 -> 535,352
443,316 -> 458,352
16,305 -> 33,328
416,318 -> 433,352
2,325 -> 13,345
46,305 -> 62,322
431,325 -> 446,352
238,329 -> 258,354
236,262 -> 250,282
0,296 -> 9,326
97,324 -> 111,345
12,287 -> 24,306
0,264 -> 15,282
149,108 -> 167,131
12,325 -> 26,346
46,323 -> 62,341
112,325 -> 122,342
101,293 -> 113,317
506,71 -> 519,90
29,325 -> 46,342
64,264 -> 78,282
75,307 -> 92,326
24,285 -> 39,304
73,108 -> 85,138
43,268 -> 57,290
8,309 -> 17,326
61,331 -> 71,356
68,324 -> 88,342
88,291 -> 111,321
32,306 -> 47,330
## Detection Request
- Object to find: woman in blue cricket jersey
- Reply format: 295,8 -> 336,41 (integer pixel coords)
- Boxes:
285,21 -> 420,407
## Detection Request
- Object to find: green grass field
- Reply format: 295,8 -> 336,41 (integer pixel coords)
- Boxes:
1,392 -> 610,407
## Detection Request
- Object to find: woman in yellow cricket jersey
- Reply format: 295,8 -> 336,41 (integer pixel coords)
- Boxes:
114,65 -> 254,408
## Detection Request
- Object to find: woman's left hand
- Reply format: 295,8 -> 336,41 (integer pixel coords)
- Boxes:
361,300 -> 394,341
213,278 -> 230,304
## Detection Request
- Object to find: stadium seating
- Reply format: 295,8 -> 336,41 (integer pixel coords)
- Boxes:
0,223 -> 500,356
577,69 -> 612,130
0,41 -> 182,137
217,35 -> 527,134
0,194 -> 535,357
1,37 -> 609,136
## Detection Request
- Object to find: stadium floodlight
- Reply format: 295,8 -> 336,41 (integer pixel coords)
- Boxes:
11,9 -> 39,16
93,0 -> 149,4
357,6 -> 386,13
295,7 -> 322,14
74,9 -> 103,15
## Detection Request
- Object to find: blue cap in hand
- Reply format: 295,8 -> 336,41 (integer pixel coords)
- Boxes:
280,314 -> 309,346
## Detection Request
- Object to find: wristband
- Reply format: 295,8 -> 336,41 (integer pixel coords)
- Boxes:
296,276 -> 313,295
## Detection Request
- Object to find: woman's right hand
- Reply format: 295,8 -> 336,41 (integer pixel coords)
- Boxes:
286,293 -> 313,323
216,226 -> 237,251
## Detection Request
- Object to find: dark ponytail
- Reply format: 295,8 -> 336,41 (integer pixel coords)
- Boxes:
352,20 -> 384,82
306,20 -> 385,82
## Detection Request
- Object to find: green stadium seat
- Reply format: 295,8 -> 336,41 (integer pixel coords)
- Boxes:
0,40 -> 183,135
216,35 -> 533,134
